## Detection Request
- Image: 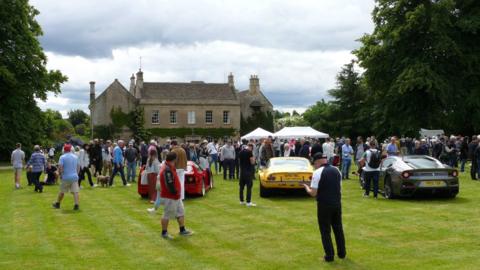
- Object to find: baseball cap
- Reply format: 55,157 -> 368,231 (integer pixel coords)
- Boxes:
312,153 -> 327,162
64,144 -> 72,152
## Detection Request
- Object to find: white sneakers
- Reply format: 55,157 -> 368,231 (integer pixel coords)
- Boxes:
147,208 -> 156,213
240,201 -> 257,207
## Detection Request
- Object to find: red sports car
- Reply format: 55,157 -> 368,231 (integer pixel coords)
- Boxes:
185,161 -> 213,196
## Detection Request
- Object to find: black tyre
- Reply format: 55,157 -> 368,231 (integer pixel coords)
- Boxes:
259,182 -> 270,198
383,176 -> 395,199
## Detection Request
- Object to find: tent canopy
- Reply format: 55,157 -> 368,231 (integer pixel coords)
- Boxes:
273,126 -> 329,139
241,127 -> 274,140
419,128 -> 445,138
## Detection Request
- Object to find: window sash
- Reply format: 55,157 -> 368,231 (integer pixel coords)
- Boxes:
188,111 -> 196,124
223,111 -> 230,124
170,111 -> 177,124
205,111 -> 213,123
151,110 -> 159,124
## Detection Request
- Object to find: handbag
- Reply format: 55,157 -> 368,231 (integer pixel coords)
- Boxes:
140,170 -> 148,185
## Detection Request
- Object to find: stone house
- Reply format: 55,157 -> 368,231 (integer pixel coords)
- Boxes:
88,70 -> 273,140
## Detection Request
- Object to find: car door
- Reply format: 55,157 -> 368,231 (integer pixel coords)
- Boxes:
379,158 -> 394,190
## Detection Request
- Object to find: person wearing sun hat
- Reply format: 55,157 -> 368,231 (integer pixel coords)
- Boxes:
304,152 -> 346,262
53,144 -> 81,210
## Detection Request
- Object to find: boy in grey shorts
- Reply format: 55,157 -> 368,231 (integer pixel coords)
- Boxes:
159,152 -> 194,239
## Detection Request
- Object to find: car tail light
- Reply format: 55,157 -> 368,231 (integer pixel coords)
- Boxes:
401,172 -> 411,179
449,170 -> 458,177
268,175 -> 276,181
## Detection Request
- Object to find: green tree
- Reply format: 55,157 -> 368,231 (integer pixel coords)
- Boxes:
302,100 -> 335,134
0,0 -> 67,159
327,60 -> 370,139
240,111 -> 274,135
68,109 -> 90,127
354,0 -> 471,136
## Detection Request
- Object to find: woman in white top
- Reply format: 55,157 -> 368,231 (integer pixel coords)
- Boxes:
78,144 -> 94,187
144,149 -> 162,211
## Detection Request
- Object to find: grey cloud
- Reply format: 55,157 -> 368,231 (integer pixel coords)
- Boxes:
32,0 -> 374,58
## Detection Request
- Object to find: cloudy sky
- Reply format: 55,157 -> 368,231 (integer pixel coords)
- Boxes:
32,0 -> 375,117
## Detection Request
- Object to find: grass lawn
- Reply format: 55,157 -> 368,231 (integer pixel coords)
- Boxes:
1,166 -> 480,270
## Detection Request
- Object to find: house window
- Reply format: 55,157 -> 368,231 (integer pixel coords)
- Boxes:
169,111 -> 177,124
188,111 -> 196,124
151,110 -> 159,124
223,111 -> 230,124
205,111 -> 213,124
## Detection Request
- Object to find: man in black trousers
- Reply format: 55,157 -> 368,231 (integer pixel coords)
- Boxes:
304,153 -> 346,262
238,143 -> 256,207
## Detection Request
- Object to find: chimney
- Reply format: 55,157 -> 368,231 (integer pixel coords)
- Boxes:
135,69 -> 143,99
228,72 -> 234,88
89,81 -> 95,103
249,75 -> 259,95
129,74 -> 135,95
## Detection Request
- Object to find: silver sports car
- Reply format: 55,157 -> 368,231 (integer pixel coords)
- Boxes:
363,155 -> 459,199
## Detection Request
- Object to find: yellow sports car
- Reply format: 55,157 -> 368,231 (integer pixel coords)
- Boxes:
259,157 -> 314,197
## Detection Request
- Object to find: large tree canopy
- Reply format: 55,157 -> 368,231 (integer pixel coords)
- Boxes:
0,0 -> 67,158
354,0 -> 480,137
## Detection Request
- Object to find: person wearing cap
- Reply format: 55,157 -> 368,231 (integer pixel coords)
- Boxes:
304,153 -> 346,262
102,140 -> 113,176
52,144 -> 81,210
11,143 -> 25,189
27,145 -> 47,193
125,142 -> 139,183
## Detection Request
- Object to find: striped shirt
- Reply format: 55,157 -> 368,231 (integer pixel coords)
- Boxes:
27,152 -> 46,173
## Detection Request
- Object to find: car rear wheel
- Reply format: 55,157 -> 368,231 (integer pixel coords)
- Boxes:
383,176 -> 395,199
259,182 -> 270,198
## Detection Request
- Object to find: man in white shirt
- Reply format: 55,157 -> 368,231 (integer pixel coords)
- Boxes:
207,141 -> 219,174
359,141 -> 381,198
304,153 -> 346,262
322,138 -> 335,164
11,143 -> 25,189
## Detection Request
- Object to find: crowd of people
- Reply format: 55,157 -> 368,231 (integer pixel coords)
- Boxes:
9,132 -> 480,262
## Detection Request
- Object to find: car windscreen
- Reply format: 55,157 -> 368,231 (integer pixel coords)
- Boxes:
403,157 -> 444,169
269,159 -> 310,170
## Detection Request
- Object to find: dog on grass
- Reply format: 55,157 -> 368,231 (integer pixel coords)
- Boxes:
96,175 -> 110,187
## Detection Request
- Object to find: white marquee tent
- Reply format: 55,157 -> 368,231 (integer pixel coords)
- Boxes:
241,127 -> 274,140
273,126 -> 329,139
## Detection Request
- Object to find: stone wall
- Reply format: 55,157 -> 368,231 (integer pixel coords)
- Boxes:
142,104 -> 241,131
91,80 -> 136,126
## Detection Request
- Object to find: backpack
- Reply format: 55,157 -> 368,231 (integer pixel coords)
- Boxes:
368,150 -> 381,169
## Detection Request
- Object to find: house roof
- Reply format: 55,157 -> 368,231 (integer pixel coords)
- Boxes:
238,89 -> 273,107
141,82 -> 237,100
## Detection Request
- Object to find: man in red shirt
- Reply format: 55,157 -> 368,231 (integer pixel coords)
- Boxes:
160,152 -> 194,239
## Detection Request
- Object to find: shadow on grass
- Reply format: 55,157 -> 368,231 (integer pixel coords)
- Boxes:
261,189 -> 311,202
397,195 -> 470,205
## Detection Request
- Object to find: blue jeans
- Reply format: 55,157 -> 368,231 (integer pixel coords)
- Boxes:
364,171 -> 379,197
126,161 -> 137,182
460,159 -> 467,172
110,163 -> 126,186
209,154 -> 218,174
341,158 -> 351,179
